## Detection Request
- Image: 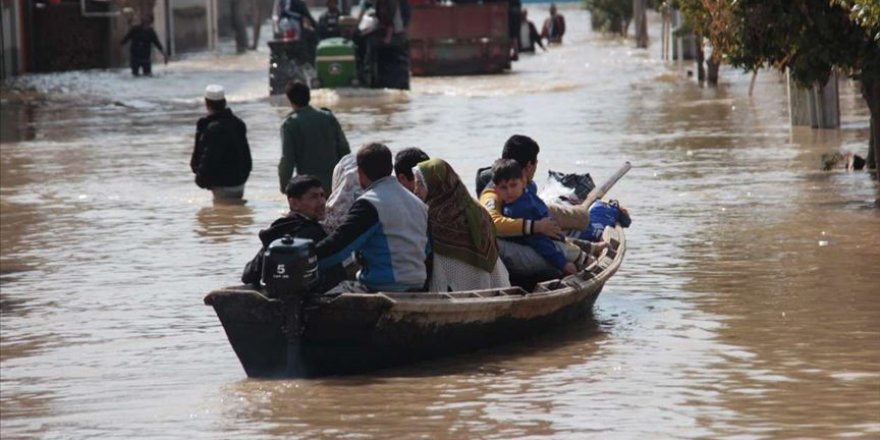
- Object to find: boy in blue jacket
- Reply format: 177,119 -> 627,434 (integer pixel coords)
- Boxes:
493,159 -> 585,276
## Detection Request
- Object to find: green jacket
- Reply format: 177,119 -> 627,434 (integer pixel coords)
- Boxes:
278,105 -> 350,193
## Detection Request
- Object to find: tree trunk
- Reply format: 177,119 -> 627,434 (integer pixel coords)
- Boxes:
610,17 -> 623,35
748,70 -> 759,97
863,79 -> 880,175
633,0 -> 648,48
591,11 -> 603,31
694,38 -> 705,82
869,118 -> 876,171
707,57 -> 720,85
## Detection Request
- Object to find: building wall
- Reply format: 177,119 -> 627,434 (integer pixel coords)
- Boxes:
26,0 -> 111,72
2,0 -> 218,76
170,0 -> 215,53
1,0 -> 22,79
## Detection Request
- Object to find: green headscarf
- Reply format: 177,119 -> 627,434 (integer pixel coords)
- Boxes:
416,159 -> 499,273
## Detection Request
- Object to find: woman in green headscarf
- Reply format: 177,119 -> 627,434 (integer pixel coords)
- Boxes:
413,159 -> 510,292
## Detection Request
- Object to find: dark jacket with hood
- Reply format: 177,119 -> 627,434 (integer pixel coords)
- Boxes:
190,108 -> 252,189
242,212 -> 346,293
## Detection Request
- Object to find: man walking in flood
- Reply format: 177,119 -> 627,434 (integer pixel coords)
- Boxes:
541,3 -> 565,44
120,15 -> 167,76
190,85 -> 253,201
517,9 -> 545,53
278,81 -> 350,193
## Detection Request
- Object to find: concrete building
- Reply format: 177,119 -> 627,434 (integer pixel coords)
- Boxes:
0,0 -> 219,78
1,0 -> 23,79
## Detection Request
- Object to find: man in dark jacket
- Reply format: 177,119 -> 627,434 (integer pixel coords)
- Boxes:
517,9 -> 545,53
190,84 -> 253,200
120,15 -> 167,76
242,175 -> 346,292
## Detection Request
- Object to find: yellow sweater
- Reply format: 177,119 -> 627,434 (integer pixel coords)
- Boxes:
479,186 -> 534,237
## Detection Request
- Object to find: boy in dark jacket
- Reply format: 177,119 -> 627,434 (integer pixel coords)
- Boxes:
120,16 -> 167,76
190,84 -> 252,201
242,175 -> 346,292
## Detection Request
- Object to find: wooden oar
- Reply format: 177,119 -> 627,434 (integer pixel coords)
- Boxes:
581,161 -> 632,207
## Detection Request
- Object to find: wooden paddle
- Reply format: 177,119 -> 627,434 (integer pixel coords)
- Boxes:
581,161 -> 632,208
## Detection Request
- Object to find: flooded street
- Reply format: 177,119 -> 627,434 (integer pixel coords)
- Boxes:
2,5 -> 879,439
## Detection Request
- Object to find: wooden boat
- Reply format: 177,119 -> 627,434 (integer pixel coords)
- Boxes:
204,225 -> 626,378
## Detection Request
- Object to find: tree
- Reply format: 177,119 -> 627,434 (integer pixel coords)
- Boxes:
676,0 -> 880,171
584,0 -> 634,36
670,0 -> 736,85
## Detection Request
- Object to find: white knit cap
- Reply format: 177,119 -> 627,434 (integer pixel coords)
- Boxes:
204,84 -> 225,101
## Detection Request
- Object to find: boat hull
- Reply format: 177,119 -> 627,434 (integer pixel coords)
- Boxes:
206,227 -> 626,377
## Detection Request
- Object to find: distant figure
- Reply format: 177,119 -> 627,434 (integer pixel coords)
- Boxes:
393,147 -> 430,192
541,3 -> 565,44
190,85 -> 253,201
278,81 -> 350,193
249,0 -> 274,50
317,0 -> 343,40
277,0 -> 318,59
241,175 -> 346,291
507,0 -> 523,59
517,9 -> 545,53
279,0 -> 317,32
120,16 -> 167,77
375,0 -> 408,44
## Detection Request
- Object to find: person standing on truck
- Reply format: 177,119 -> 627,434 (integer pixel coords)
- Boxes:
541,3 -> 565,44
375,0 -> 407,45
120,15 -> 167,77
278,0 -> 319,60
354,0 -> 410,88
317,0 -> 343,39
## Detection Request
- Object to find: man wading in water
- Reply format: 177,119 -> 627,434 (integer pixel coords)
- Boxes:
120,15 -> 167,77
190,85 -> 253,201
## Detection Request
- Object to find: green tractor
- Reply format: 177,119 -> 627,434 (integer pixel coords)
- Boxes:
268,34 -> 410,94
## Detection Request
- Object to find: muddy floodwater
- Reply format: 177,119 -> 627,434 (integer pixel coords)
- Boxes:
2,6 -> 878,439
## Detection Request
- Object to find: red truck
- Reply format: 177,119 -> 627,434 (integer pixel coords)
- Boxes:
408,2 -> 514,76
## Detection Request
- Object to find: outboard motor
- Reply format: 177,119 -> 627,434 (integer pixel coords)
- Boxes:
262,235 -> 319,299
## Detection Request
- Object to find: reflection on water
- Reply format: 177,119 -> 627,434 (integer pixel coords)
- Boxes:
1,5 -> 878,439
195,203 -> 255,241
219,318 -> 607,438
0,99 -> 37,143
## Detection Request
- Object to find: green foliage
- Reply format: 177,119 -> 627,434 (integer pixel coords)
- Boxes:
670,0 -> 879,88
837,0 -> 880,34
583,0 -> 633,34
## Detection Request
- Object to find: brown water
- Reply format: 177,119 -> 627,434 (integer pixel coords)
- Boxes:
2,6 -> 878,439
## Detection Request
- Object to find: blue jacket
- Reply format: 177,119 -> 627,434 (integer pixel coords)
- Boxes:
501,183 -> 568,270
580,200 -> 631,242
315,176 -> 429,291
